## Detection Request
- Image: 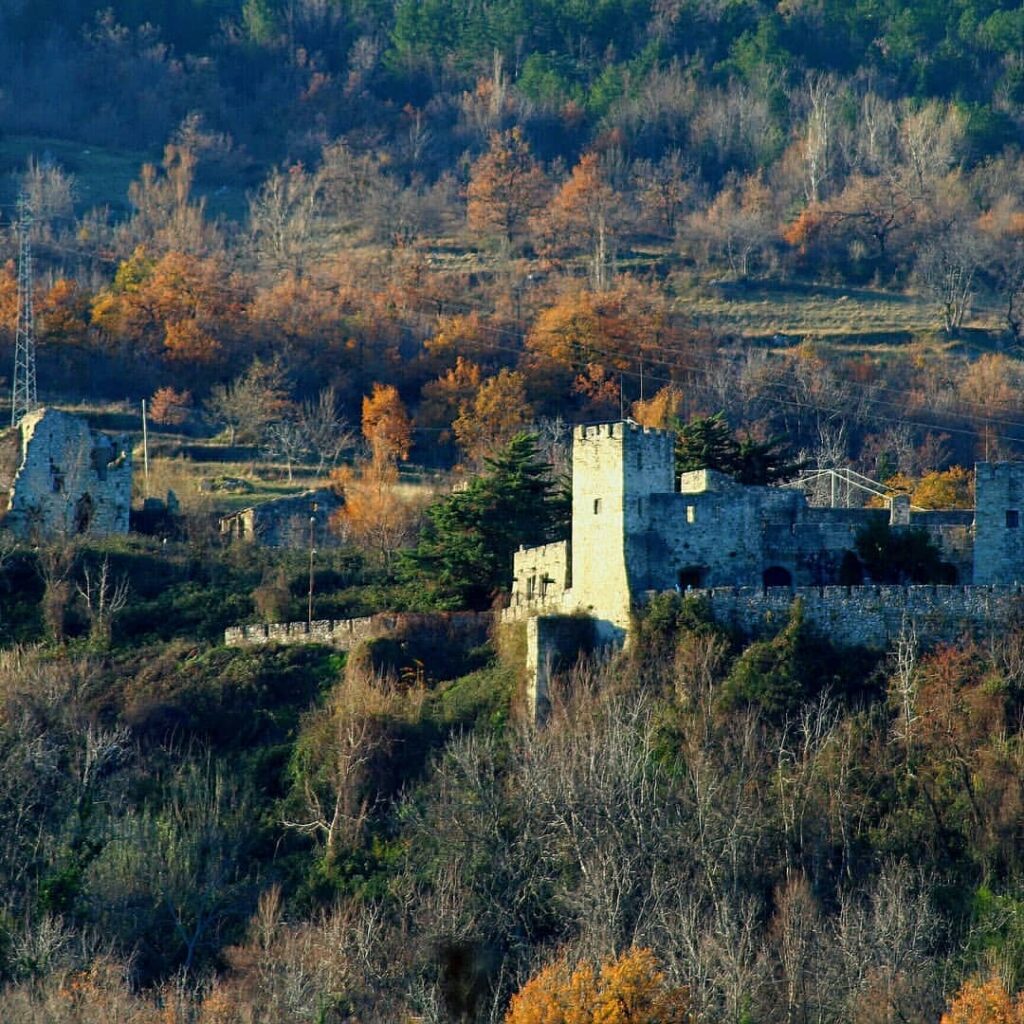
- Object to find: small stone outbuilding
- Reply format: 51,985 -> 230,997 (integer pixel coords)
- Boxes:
0,407 -> 132,538
219,487 -> 341,549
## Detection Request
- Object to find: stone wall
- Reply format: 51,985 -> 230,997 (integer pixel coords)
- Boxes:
509,540 -> 571,616
694,584 -> 1024,649
4,408 -> 131,538
220,488 -> 341,548
525,614 -> 597,722
225,610 -> 493,650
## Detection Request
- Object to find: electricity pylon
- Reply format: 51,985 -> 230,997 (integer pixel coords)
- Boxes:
11,191 -> 37,427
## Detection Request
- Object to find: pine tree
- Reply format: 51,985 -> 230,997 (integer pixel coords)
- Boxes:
402,433 -> 568,609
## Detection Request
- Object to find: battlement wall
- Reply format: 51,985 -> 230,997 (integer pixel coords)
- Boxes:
691,584 -> 1024,648
225,611 -> 492,650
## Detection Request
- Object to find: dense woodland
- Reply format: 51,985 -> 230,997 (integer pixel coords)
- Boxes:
3,1 -> 1024,1021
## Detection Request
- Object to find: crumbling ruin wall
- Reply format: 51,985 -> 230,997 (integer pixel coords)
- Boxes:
220,488 -> 341,548
4,408 -> 131,538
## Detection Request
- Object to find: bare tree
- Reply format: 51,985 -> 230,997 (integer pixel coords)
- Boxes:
916,220 -> 982,334
263,417 -> 309,482
297,387 -> 355,476
207,357 -> 292,445
248,163 -> 325,276
76,556 -> 130,646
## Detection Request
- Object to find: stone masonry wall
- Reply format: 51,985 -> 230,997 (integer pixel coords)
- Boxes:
225,611 -> 492,650
509,540 -> 570,615
973,463 -> 1024,584
570,422 -> 676,639
5,408 -> 131,538
695,584 -> 1024,649
525,614 -> 596,723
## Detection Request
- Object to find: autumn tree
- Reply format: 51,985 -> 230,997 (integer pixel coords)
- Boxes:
524,282 -> 680,405
361,383 -> 413,462
148,386 -> 192,427
452,368 -> 533,465
940,974 -> 1024,1024
687,173 -> 776,278
634,150 -> 692,238
505,947 -> 692,1024
632,385 -> 684,429
467,127 -> 548,255
911,467 -> 974,509
418,356 -> 483,445
37,279 -> 89,346
536,151 -> 621,289
330,454 -> 425,569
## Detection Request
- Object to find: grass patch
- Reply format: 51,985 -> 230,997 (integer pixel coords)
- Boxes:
0,134 -> 250,221
681,278 -> 1005,341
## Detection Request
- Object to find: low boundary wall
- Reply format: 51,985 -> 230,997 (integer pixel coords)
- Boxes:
225,611 -> 493,651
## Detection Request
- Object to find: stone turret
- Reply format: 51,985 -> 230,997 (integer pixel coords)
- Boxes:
570,421 -> 675,640
973,462 -> 1024,584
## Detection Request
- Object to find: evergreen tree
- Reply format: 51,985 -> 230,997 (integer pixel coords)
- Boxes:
402,433 -> 568,610
675,412 -> 803,485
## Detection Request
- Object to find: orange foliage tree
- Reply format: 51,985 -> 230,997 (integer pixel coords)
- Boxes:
362,382 -> 413,461
911,466 -> 974,509
632,385 -> 684,429
941,974 -> 1024,1024
467,127 -> 548,254
149,386 -> 192,426
505,947 -> 692,1024
535,151 -> 619,289
452,367 -> 533,464
523,281 -> 691,413
331,455 -> 424,568
418,356 -> 482,444
37,278 -> 89,345
0,260 -> 16,337
91,248 -> 237,365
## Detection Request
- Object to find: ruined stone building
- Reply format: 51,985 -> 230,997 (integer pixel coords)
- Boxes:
506,421 -> 1024,646
219,488 -> 341,549
0,408 -> 132,538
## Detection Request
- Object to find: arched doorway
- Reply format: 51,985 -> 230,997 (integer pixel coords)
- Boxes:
762,565 -> 793,588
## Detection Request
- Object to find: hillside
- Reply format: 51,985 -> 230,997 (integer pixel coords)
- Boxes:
3,1 -> 1024,1021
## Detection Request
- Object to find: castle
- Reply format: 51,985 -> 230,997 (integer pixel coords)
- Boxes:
504,422 -> 1024,713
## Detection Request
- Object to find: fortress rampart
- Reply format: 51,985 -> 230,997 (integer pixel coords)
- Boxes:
689,584 -> 1024,648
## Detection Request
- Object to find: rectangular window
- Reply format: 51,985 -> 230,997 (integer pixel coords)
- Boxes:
686,505 -> 696,524
1008,510 -> 1020,528
593,498 -> 601,514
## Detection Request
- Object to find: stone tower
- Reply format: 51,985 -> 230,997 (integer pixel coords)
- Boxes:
973,462 -> 1024,584
570,421 -> 675,639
